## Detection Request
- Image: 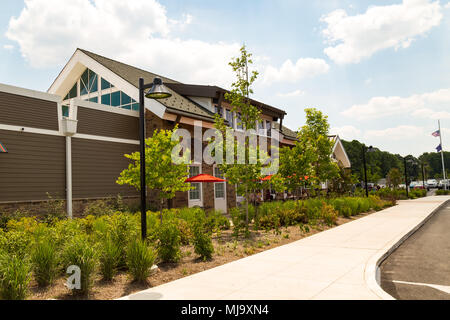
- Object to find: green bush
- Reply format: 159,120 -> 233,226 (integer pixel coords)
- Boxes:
99,236 -> 121,281
31,238 -> 58,287
62,235 -> 98,296
436,189 -> 450,195
192,223 -> 214,261
157,221 -> 181,263
126,239 -> 156,283
0,253 -> 32,300
83,199 -> 116,216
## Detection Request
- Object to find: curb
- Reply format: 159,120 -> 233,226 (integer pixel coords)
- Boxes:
364,198 -> 450,300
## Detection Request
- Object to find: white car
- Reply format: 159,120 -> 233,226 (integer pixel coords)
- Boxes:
427,179 -> 438,188
438,179 -> 449,189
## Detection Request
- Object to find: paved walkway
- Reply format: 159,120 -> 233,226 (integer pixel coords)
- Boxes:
119,196 -> 450,300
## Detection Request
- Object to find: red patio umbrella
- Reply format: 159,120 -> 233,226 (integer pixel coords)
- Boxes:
185,174 -> 226,183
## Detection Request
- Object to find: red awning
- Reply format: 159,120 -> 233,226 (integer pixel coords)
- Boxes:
185,174 -> 226,183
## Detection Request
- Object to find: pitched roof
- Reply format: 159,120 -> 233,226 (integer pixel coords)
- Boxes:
79,49 -> 215,120
273,122 -> 298,140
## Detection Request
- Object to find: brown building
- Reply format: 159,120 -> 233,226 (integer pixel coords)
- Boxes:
0,48 -> 350,216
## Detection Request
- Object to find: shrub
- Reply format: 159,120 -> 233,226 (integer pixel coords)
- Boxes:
192,223 -> 214,261
62,235 -> 98,296
83,199 -> 116,216
320,203 -> 338,226
0,253 -> 32,300
126,239 -> 156,283
99,236 -> 121,281
31,238 -> 58,287
157,221 -> 181,263
436,190 -> 450,195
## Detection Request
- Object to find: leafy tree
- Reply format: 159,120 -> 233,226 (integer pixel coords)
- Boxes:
387,168 -> 402,189
297,108 -> 339,189
117,126 -> 191,222
213,45 -> 270,231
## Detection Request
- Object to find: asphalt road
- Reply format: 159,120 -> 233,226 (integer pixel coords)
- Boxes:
380,200 -> 450,300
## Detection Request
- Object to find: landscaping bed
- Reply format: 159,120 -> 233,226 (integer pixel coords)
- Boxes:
0,196 -> 395,300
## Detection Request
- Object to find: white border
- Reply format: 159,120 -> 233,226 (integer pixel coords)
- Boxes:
48,50 -> 166,118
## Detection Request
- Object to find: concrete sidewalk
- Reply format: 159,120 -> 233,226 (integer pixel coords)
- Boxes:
119,196 -> 450,300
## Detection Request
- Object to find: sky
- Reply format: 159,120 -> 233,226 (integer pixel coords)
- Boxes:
1,0 -> 450,157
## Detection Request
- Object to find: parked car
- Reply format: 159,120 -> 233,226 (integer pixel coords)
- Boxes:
409,181 -> 418,189
427,179 -> 438,188
398,184 -> 406,189
438,179 -> 449,190
413,181 -> 428,190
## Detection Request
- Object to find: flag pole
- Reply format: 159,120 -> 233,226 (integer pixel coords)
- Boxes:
438,120 -> 447,190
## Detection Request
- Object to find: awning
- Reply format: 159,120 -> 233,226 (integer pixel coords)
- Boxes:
185,174 -> 226,183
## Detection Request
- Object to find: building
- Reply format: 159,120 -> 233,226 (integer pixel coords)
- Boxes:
0,48 -> 350,215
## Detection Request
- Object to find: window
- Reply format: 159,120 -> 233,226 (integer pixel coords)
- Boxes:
226,109 -> 234,128
215,106 -> 223,117
214,167 -> 225,199
62,105 -> 69,117
63,83 -> 78,100
189,166 -> 201,201
80,69 -> 98,95
89,97 -> 98,103
111,91 -> 121,107
236,112 -> 243,130
101,94 -> 111,106
257,120 -> 265,135
266,120 -> 272,137
101,78 -> 112,90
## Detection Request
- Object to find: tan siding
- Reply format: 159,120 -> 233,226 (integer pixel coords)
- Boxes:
77,107 -> 139,140
72,138 -> 139,199
0,130 -> 66,202
0,91 -> 59,130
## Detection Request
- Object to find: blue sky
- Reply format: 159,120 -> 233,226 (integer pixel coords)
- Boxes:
1,0 -> 450,157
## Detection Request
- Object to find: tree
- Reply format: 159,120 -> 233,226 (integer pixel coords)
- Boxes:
297,108 -> 339,190
387,168 -> 402,189
213,45 -> 270,232
117,126 -> 191,222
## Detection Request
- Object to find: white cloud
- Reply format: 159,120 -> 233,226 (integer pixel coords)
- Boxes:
5,0 -> 328,89
260,58 -> 330,85
412,108 -> 450,119
5,0 -> 240,87
342,88 -> 450,120
365,125 -> 425,140
321,0 -> 443,64
277,89 -> 305,98
330,125 -> 361,140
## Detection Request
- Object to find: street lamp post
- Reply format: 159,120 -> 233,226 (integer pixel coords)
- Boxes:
362,145 -> 375,197
403,157 -> 409,199
138,77 -> 172,240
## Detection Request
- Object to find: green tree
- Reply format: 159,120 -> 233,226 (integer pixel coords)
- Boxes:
297,108 -> 339,189
117,126 -> 191,222
213,45 -> 270,231
387,168 -> 402,189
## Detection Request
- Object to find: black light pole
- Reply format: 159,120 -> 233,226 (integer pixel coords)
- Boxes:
421,162 -> 426,190
362,145 -> 375,197
138,77 -> 172,240
362,146 -> 369,197
403,157 -> 409,199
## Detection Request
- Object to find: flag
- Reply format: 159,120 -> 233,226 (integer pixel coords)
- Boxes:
436,144 -> 442,152
432,130 -> 440,137
0,142 -> 7,153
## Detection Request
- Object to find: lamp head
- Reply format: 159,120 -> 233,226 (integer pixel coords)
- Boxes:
145,78 -> 172,100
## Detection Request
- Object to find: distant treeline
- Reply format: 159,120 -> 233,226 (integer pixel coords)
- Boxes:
341,139 -> 450,182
